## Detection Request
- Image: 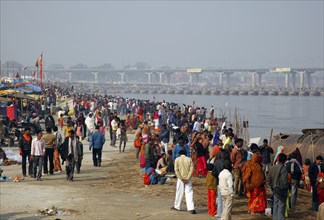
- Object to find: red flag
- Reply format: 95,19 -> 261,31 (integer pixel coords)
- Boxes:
32,71 -> 36,79
39,53 -> 43,88
15,72 -> 20,79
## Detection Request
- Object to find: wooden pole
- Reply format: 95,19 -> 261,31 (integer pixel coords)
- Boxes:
269,128 -> 274,146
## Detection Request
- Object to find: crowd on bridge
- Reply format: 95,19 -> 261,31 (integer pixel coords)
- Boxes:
0,82 -> 323,220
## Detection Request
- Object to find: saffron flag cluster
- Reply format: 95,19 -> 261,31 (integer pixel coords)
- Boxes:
35,53 -> 43,88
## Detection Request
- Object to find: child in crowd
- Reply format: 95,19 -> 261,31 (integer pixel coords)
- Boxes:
219,160 -> 234,220
59,114 -> 64,130
206,163 -> 217,216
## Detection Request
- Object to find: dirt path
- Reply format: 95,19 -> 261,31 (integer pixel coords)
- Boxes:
0,132 -> 317,220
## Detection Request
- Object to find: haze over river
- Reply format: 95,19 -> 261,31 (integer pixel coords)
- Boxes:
121,93 -> 324,139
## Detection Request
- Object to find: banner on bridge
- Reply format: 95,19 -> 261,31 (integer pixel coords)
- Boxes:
274,68 -> 291,72
187,68 -> 202,73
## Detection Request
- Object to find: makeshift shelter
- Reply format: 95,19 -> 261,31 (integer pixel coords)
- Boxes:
25,84 -> 42,92
16,87 -> 33,94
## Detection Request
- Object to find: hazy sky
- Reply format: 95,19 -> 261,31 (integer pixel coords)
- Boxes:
1,1 -> 323,69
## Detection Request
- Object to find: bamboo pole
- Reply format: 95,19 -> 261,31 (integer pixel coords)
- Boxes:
269,128 -> 274,146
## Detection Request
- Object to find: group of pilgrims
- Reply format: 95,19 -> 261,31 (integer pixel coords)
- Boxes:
5,82 -> 324,220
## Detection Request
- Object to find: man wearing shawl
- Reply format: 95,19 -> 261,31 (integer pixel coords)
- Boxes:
61,130 -> 81,181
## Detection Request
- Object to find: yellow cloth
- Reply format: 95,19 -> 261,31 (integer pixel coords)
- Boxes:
206,171 -> 217,190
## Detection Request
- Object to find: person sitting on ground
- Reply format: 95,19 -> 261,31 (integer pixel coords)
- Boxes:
156,152 -> 168,175
144,167 -> 167,185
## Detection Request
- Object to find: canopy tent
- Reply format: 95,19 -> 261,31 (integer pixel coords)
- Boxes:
16,87 -> 33,94
25,83 -> 42,92
26,94 -> 44,101
0,90 -> 38,100
0,97 -> 11,102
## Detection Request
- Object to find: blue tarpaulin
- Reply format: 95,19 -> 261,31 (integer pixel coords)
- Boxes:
26,84 -> 42,92
16,88 -> 33,93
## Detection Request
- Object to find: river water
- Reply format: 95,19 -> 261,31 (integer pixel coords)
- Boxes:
121,93 -> 324,139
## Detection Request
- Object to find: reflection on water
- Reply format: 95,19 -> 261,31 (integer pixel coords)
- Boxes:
122,93 -> 324,139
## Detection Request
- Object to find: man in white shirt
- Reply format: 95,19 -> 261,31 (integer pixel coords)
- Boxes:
30,131 -> 45,181
110,116 -> 118,147
192,117 -> 201,133
85,113 -> 95,141
218,160 -> 234,220
171,150 -> 196,214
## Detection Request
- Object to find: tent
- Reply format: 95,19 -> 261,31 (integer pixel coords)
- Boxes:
0,97 -> 11,102
16,87 -> 33,94
25,84 -> 42,92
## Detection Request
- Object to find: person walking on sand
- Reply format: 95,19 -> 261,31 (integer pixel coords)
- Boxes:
119,120 -> 128,153
43,127 -> 56,175
85,112 -> 95,141
110,116 -> 118,147
53,126 -> 62,173
89,126 -> 105,167
18,127 -> 33,177
61,130 -> 80,181
30,131 -> 45,181
171,150 -> 196,214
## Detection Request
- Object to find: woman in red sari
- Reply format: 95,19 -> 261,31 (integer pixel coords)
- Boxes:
242,154 -> 267,215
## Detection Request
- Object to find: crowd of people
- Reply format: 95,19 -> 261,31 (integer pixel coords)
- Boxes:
1,83 -> 323,219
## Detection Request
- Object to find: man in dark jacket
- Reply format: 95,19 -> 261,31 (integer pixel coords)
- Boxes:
286,152 -> 302,209
159,124 -> 170,153
268,153 -> 289,220
18,127 -> 33,177
61,130 -> 81,181
260,139 -> 274,177
45,113 -> 55,130
309,155 -> 324,211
